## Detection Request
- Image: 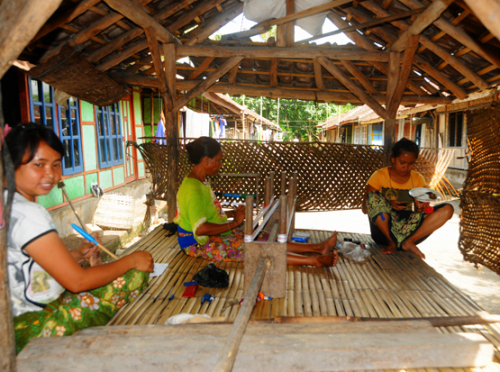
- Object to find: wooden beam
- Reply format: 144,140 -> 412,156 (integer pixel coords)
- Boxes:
104,0 -> 180,45
184,2 -> 244,46
176,45 -> 390,62
168,0 -> 226,34
32,0 -> 100,42
340,60 -> 378,94
388,35 -> 420,117
398,0 -> 500,69
419,36 -> 489,90
386,51 -> 401,107
343,5 -> 468,99
317,57 -> 389,120
390,0 -> 454,52
413,57 -> 468,99
463,0 -> 500,43
110,72 -> 454,105
175,56 -> 244,111
314,60 -> 326,91
0,0 -> 63,78
221,26 -> 271,42
298,7 -> 425,45
326,12 -> 428,96
285,0 -> 295,47
145,27 -> 173,110
257,0 -> 352,28
163,43 -> 177,102
188,57 -> 215,80
87,0 -> 197,63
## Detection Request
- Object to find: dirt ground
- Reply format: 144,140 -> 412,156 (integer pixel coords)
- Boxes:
295,202 -> 500,315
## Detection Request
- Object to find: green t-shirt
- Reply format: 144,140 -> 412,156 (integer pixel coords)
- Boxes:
174,177 -> 228,245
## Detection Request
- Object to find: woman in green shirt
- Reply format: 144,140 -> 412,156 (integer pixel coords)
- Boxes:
174,137 -> 338,267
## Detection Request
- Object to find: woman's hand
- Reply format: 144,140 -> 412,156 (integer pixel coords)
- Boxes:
233,204 -> 245,225
72,233 -> 101,262
413,199 -> 430,212
129,251 -> 154,273
390,200 -> 408,211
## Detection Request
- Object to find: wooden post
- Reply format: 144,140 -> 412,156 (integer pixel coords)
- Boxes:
285,0 -> 295,46
245,195 -> 253,240
264,177 -> 271,206
281,171 -> 287,195
269,171 -> 275,199
0,83 -> 16,371
384,118 -> 398,166
279,195 -> 288,243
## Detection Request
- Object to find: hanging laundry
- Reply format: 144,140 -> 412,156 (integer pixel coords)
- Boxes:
219,115 -> 227,138
155,114 -> 166,145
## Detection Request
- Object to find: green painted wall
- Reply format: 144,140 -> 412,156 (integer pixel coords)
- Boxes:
64,175 -> 85,200
136,127 -> 143,160
144,126 -> 151,138
86,173 -> 98,195
144,98 -> 152,124
100,169 -> 113,190
38,187 -> 63,209
113,167 -> 125,186
138,162 -> 145,178
81,101 -> 94,122
133,90 -> 142,125
82,125 -> 97,171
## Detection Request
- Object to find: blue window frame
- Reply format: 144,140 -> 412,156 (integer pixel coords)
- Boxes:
371,124 -> 383,145
58,97 -> 84,174
95,103 -> 124,168
28,78 -> 57,132
28,77 -> 84,175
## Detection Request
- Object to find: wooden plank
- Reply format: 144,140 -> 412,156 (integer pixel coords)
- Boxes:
340,60 -> 378,94
174,56 -> 243,111
229,61 -> 240,85
388,35 -> 420,117
285,0 -> 295,47
212,257 -> 270,372
244,242 -> 287,299
390,0 -> 454,52
164,110 -> 179,223
17,331 -> 493,371
318,57 -> 389,120
167,0 -> 227,35
104,0 -> 180,45
176,45 -> 390,62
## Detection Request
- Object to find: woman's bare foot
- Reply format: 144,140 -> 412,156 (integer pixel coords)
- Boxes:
319,231 -> 338,255
401,239 -> 425,259
314,251 -> 338,267
381,241 -> 397,255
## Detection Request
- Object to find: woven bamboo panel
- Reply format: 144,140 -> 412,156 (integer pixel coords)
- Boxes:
133,140 -> 455,212
460,103 -> 500,274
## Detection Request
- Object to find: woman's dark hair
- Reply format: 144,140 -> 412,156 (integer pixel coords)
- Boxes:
391,138 -> 419,160
5,123 -> 65,169
185,136 -> 221,164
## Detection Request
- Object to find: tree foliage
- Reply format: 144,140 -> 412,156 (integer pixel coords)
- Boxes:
231,95 -> 355,141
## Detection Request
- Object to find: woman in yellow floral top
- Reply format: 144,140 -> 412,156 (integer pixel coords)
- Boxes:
174,137 -> 339,266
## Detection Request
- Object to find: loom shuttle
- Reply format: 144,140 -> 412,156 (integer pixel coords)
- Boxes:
72,223 -> 98,245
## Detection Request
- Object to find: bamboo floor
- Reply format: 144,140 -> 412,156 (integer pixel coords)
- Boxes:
109,225 -> 500,370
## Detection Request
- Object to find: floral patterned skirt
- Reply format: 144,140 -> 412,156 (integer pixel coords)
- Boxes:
13,269 -> 149,353
181,227 -> 269,262
366,191 -> 450,248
